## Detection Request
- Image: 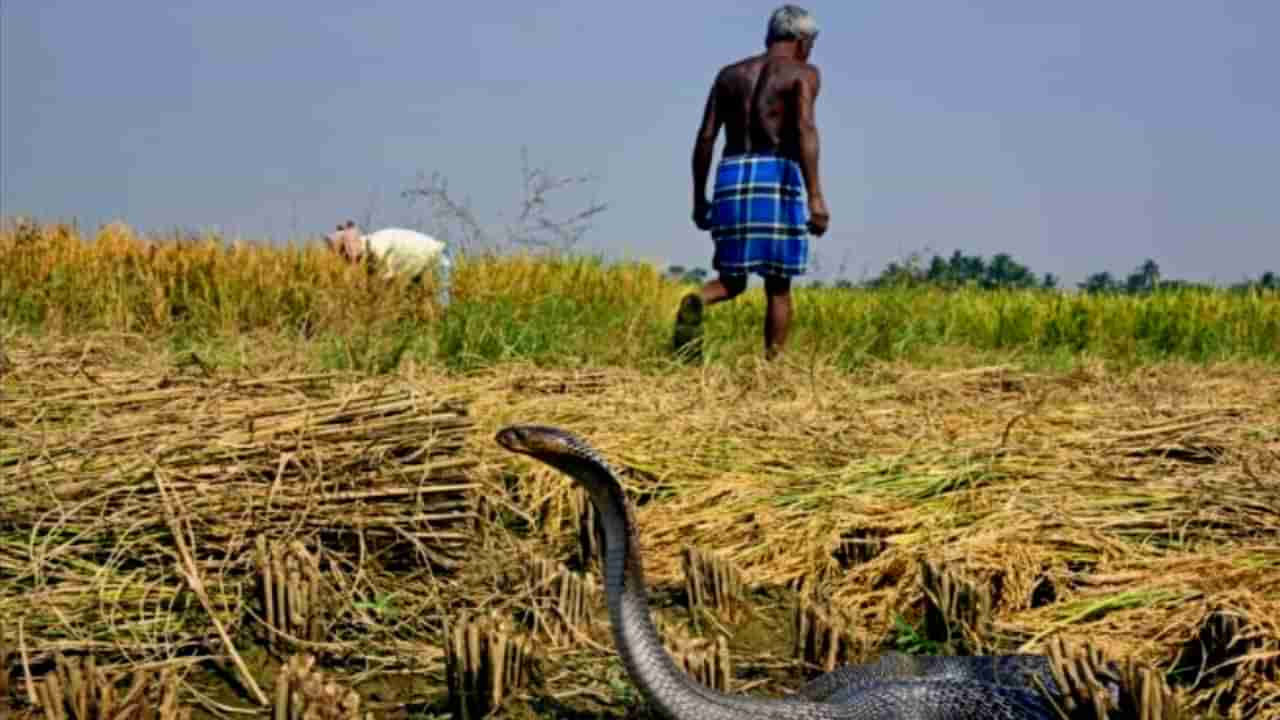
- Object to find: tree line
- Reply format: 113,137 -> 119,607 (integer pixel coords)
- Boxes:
667,251 -> 1277,294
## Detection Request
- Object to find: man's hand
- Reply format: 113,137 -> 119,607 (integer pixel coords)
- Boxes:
807,195 -> 830,237
693,199 -> 714,231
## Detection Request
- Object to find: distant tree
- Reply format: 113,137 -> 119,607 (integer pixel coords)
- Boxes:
1231,270 -> 1279,293
870,250 -> 1046,290
1080,271 -> 1119,294
1040,273 -> 1059,290
1125,259 -> 1161,294
984,253 -> 1036,289
953,251 -> 985,284
986,253 -> 1012,287
868,260 -> 921,288
917,250 -> 981,287
926,255 -> 952,285
666,264 -> 687,279
834,278 -> 855,289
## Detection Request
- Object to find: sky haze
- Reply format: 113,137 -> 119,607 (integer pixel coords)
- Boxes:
2,2 -> 1278,286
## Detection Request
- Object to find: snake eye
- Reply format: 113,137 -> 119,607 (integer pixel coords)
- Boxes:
495,427 -> 526,452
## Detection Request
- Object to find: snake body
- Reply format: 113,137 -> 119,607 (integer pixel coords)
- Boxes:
496,425 -> 1071,720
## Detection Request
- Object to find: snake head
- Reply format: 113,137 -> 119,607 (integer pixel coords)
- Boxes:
496,425 -> 619,495
495,424 -> 578,459
497,424 -> 616,469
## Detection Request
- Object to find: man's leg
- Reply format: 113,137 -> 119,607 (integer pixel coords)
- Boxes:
700,273 -> 747,305
763,274 -> 793,360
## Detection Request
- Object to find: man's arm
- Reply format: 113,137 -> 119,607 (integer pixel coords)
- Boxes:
795,65 -> 829,236
691,76 -> 722,229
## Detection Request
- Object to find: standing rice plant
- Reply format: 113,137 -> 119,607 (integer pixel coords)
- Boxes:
435,252 -> 674,369
2,221 -> 1277,370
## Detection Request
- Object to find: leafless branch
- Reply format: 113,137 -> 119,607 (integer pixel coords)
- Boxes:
402,146 -> 608,255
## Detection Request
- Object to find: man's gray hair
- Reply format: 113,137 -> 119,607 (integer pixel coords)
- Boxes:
766,5 -> 819,45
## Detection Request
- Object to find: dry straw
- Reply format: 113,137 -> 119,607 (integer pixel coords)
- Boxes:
2,336 -> 479,712
4,331 -> 1279,717
443,611 -> 536,720
274,653 -> 371,720
29,654 -> 189,720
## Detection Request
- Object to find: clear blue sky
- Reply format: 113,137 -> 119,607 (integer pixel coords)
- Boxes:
3,2 -> 1278,285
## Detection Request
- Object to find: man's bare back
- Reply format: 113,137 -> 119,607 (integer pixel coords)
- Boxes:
715,55 -> 818,161
692,41 -> 828,236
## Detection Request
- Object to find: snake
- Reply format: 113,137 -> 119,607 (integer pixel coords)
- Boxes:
496,424 -> 1091,719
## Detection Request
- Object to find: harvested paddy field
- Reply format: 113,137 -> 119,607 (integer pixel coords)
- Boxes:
2,335 -> 1278,719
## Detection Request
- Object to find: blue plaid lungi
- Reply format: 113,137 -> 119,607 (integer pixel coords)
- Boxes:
708,153 -> 810,278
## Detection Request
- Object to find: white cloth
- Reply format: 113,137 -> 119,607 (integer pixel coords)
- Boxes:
362,228 -> 449,279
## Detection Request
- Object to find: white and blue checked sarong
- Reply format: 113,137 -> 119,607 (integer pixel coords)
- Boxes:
708,153 -> 810,278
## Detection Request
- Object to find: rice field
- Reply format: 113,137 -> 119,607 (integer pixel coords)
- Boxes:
2,223 -> 1279,719
3,222 -> 1277,371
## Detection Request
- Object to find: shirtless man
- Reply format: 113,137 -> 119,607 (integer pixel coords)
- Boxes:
674,5 -> 829,361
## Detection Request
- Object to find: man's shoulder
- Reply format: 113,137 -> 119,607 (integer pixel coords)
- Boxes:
716,54 -> 765,80
773,57 -> 820,77
799,61 -> 820,87
779,59 -> 820,91
742,55 -> 818,85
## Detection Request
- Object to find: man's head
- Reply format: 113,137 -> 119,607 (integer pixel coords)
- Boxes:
324,220 -> 363,263
765,5 -> 819,59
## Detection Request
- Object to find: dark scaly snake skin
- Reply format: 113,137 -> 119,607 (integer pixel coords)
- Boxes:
495,425 -> 1067,720
796,653 -> 1061,702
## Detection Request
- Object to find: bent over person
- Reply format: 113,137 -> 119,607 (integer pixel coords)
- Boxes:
674,4 -> 829,361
